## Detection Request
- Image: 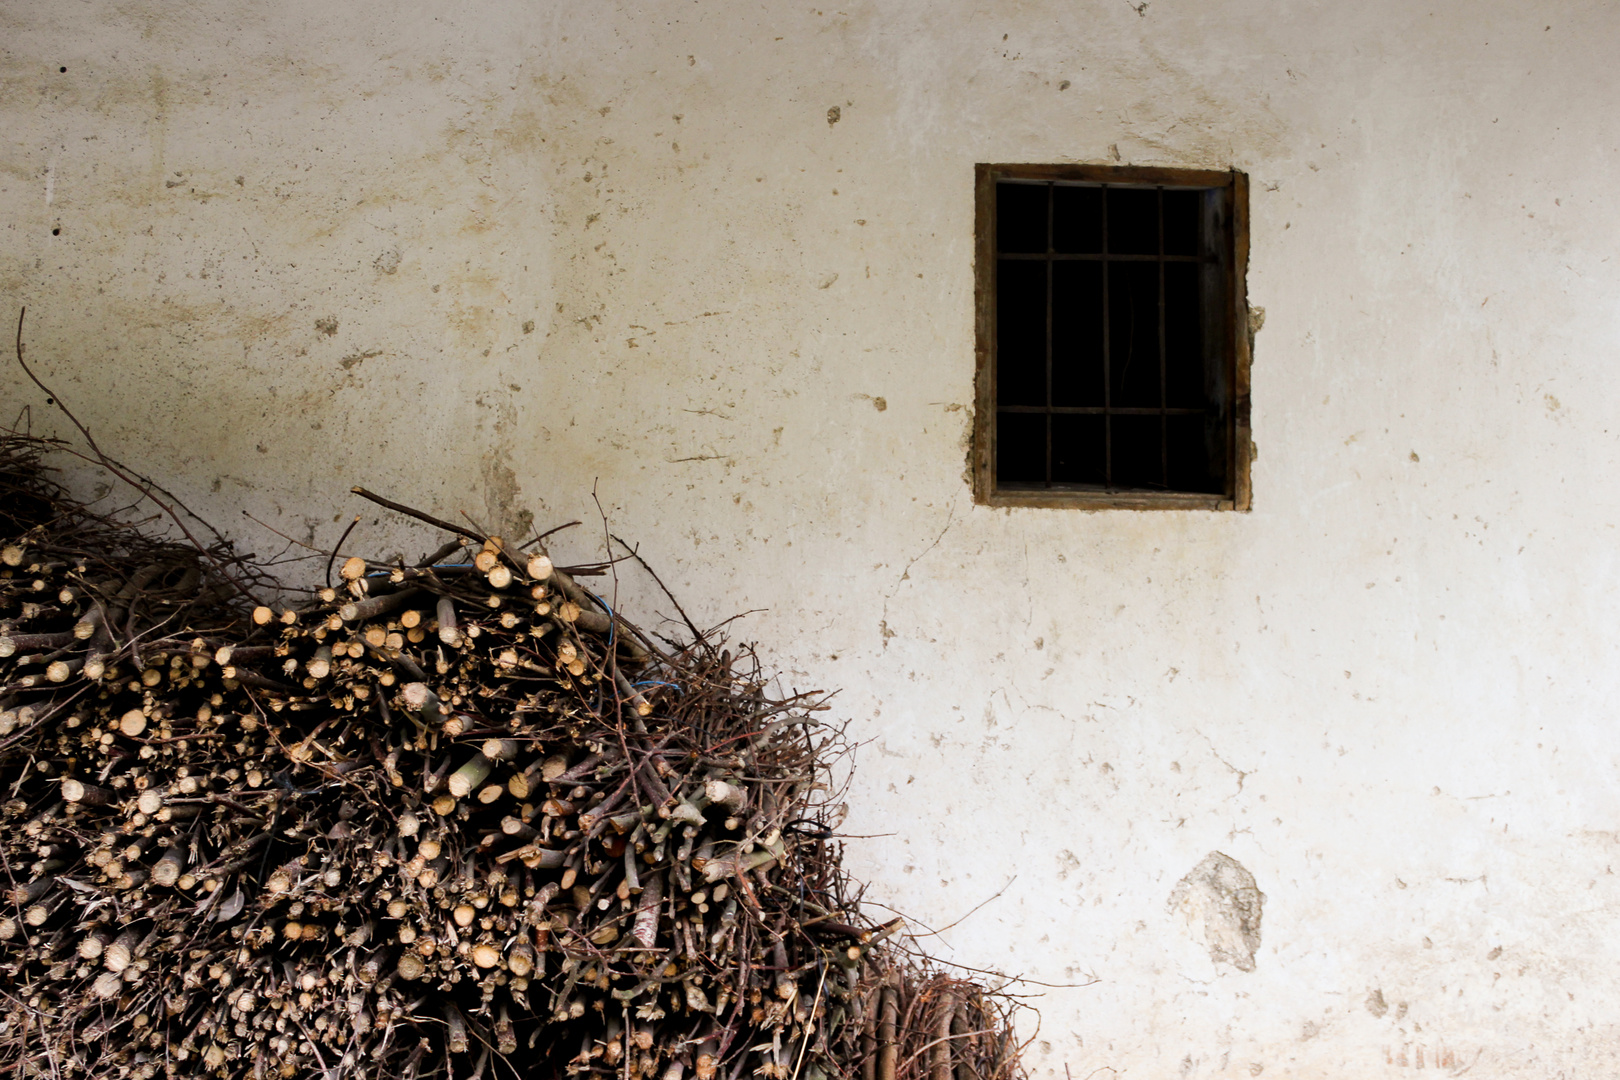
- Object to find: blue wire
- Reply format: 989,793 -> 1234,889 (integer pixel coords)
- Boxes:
585,591 -> 617,652
588,591 -> 688,696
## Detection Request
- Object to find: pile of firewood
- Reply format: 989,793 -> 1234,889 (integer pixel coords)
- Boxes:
0,428 -> 1026,1080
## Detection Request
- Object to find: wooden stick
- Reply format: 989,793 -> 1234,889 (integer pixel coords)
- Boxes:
437,596 -> 460,646
931,993 -> 957,1080
447,753 -> 493,799
950,999 -> 976,1080
340,586 -> 422,624
61,778 -> 115,805
352,487 -> 482,545
402,682 -> 445,724
152,843 -> 188,886
633,872 -> 664,948
878,982 -> 898,1080
0,630 -> 75,658
444,1003 -> 469,1054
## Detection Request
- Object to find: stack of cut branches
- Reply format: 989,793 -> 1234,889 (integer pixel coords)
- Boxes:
0,429 -> 1027,1080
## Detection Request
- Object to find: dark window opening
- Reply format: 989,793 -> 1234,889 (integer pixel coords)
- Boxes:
973,164 -> 1251,510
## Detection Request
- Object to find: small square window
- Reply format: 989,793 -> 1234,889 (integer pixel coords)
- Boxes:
972,164 -> 1253,510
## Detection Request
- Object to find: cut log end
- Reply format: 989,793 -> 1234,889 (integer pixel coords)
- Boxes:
447,753 -> 493,799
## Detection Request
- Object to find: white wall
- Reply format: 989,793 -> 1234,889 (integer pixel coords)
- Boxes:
6,1 -> 1620,1074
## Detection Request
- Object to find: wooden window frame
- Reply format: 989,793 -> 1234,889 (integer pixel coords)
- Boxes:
971,163 -> 1252,511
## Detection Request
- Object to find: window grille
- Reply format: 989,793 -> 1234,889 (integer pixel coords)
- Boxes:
972,164 -> 1252,510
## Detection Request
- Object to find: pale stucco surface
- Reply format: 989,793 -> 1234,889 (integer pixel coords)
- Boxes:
5,1 -> 1620,1075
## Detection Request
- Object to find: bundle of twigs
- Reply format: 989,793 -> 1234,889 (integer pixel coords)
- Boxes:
0,428 -> 1026,1080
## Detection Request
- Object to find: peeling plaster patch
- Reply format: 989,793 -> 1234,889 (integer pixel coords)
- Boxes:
1168,851 -> 1265,972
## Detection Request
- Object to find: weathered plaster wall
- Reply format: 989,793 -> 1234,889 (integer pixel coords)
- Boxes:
5,1 -> 1620,1074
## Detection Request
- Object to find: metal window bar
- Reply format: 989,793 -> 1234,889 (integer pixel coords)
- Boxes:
1045,183 -> 1055,486
1101,184 -> 1111,487
997,178 -> 1215,491
998,252 -> 1204,261
1000,406 -> 1206,414
1158,186 -> 1168,488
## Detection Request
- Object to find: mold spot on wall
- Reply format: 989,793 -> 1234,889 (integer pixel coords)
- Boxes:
1168,851 -> 1265,972
315,317 -> 339,336
827,106 -> 841,127
374,249 -> 402,275
1366,988 -> 1389,1017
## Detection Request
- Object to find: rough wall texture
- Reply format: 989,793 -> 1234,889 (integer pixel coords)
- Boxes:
5,1 -> 1620,1075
